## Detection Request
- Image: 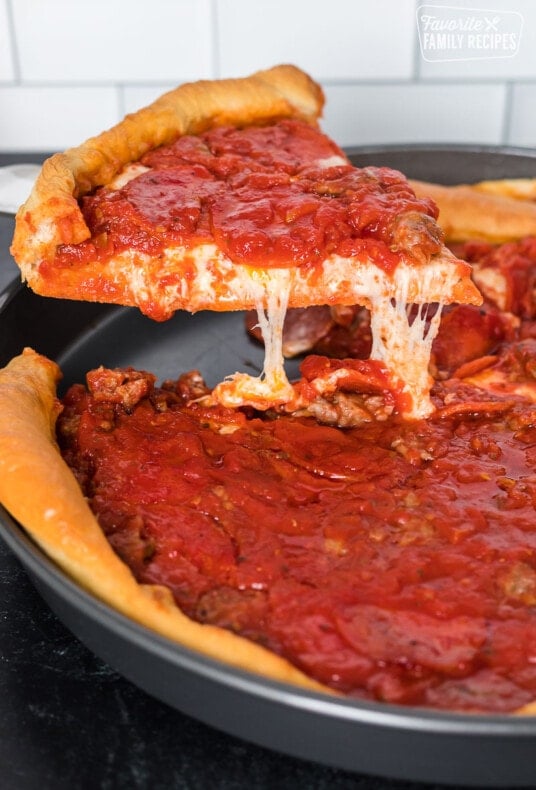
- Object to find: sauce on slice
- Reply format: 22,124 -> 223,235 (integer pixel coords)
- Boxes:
53,119 -> 440,271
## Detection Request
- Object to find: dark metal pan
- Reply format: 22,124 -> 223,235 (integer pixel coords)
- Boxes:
2,146 -> 536,787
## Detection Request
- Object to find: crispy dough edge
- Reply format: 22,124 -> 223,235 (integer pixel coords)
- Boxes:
0,348 -> 331,696
410,180 -> 536,243
473,178 -> 536,203
11,64 -> 324,268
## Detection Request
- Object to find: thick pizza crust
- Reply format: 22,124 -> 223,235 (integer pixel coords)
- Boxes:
0,348 -> 331,696
410,180 -> 536,243
11,64 -> 324,273
472,177 -> 536,203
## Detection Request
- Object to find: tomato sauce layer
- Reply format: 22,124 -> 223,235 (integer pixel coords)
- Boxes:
53,120 -> 441,271
58,360 -> 536,713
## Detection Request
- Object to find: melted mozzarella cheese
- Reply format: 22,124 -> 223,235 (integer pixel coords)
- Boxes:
472,266 -> 507,311
463,367 -> 536,402
103,243 -> 477,418
211,269 -> 295,408
369,267 -> 446,419
108,164 -> 151,190
315,155 -> 349,169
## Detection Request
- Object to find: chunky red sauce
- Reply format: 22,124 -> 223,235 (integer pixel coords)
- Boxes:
58,356 -> 536,713
53,119 -> 440,272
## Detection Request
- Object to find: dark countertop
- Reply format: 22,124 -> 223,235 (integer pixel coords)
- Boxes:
4,537 -> 421,790
0,154 -> 517,790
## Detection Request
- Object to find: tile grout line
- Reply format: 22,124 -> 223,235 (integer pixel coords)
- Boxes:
210,0 -> 220,79
316,76 -> 536,88
413,0 -> 423,82
116,83 -> 126,122
5,0 -> 21,83
5,72 -> 530,96
2,76 -> 536,91
500,80 -> 514,146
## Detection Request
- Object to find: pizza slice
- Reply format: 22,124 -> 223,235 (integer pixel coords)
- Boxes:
11,65 -> 480,420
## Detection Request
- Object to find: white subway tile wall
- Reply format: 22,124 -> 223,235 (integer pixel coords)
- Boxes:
217,0 -> 416,80
10,0 -> 214,83
0,0 -> 534,152
1,86 -> 119,150
509,84 -> 536,148
0,0 -> 14,82
323,83 -> 507,148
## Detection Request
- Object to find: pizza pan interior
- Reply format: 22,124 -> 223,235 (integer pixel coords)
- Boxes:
2,146 -> 536,786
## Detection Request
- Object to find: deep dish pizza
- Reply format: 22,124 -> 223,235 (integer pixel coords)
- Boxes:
2,66 -> 536,714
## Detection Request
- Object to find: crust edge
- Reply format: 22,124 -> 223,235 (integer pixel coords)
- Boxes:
11,64 -> 324,273
410,180 -> 536,243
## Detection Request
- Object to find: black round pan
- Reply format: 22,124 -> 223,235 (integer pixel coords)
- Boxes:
2,146 -> 536,787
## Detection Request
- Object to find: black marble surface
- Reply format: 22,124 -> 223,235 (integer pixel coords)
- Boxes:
6,537 -> 447,790
0,154 -> 516,790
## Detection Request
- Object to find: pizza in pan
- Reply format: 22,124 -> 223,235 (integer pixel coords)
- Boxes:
3,66 -> 536,714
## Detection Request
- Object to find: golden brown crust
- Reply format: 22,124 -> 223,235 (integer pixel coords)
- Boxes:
410,179 -> 536,243
472,177 -> 536,202
0,348 -> 331,695
516,701 -> 536,715
11,64 -> 324,272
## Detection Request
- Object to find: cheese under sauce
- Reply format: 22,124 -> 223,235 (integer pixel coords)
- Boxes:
202,258 -> 454,418
72,236 -> 477,419
211,269 -> 295,409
